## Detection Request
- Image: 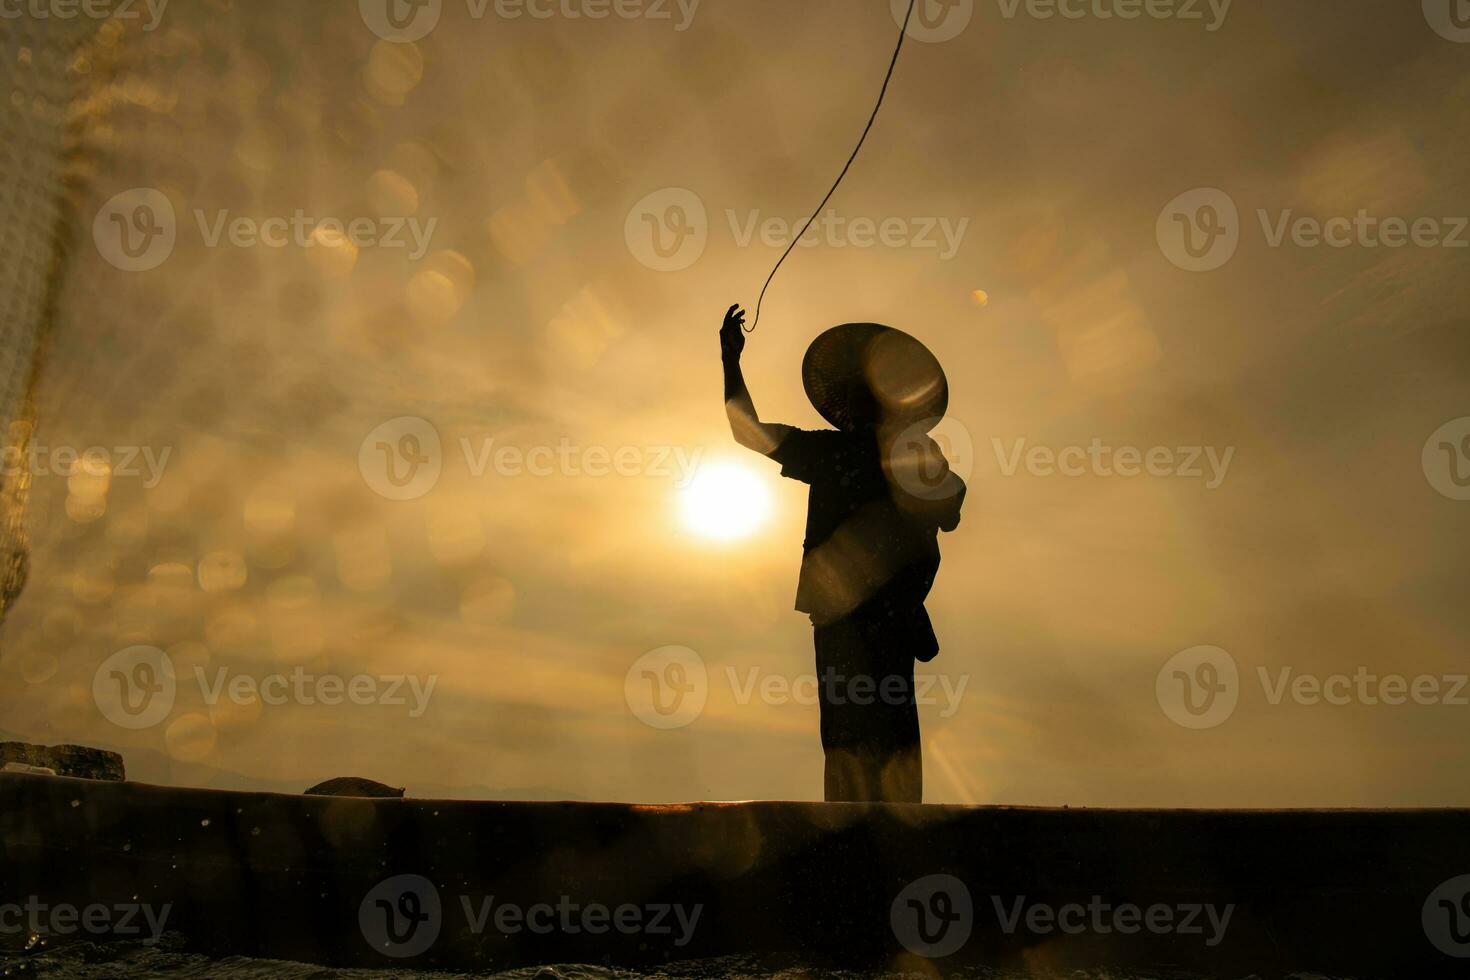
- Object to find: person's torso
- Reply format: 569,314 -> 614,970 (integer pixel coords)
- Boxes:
794,433 -> 943,623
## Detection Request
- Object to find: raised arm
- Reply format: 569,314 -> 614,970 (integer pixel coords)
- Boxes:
720,304 -> 793,456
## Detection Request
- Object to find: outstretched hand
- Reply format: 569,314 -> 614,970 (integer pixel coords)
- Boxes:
720,304 -> 747,361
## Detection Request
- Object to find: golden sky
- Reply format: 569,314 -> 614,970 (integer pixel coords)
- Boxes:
2,0 -> 1469,806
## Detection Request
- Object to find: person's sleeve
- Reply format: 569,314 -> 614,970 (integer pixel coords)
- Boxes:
768,429 -> 828,485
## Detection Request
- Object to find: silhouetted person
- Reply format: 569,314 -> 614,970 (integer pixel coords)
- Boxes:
720,304 -> 965,803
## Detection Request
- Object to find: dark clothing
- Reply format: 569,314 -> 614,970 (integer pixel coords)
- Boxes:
771,427 -> 964,803
771,427 -> 962,630
815,609 -> 922,803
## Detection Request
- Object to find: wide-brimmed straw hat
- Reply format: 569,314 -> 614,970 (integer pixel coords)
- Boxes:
802,323 -> 948,432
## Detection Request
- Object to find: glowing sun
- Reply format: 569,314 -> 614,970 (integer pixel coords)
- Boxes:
678,461 -> 774,542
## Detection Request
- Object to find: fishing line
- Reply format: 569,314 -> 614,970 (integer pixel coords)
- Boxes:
747,0 -> 919,333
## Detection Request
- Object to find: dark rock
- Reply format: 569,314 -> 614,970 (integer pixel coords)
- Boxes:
0,742 -> 125,781
303,776 -> 404,798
